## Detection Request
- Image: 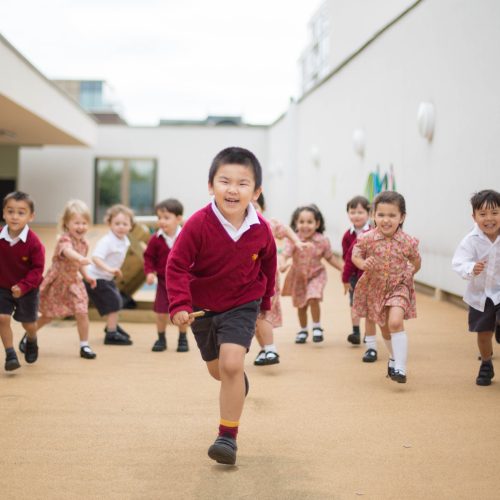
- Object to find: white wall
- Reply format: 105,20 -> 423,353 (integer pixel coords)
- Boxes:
266,0 -> 500,296
19,125 -> 268,223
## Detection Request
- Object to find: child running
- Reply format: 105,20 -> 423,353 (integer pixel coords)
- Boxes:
167,147 -> 276,465
352,191 -> 421,383
341,195 -> 371,347
144,198 -> 188,353
85,204 -> 134,346
26,200 -> 97,359
252,193 -> 307,366
0,191 -> 45,370
452,189 -> 500,386
281,204 -> 343,344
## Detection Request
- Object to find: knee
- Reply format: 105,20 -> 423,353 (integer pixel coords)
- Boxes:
388,319 -> 403,332
0,314 -> 11,327
219,358 -> 243,379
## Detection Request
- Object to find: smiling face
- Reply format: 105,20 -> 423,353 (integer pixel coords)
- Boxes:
66,213 -> 89,240
348,203 -> 369,230
209,163 -> 262,227
2,199 -> 34,238
296,209 -> 320,240
157,209 -> 182,237
473,203 -> 500,242
109,211 -> 132,239
374,202 -> 405,238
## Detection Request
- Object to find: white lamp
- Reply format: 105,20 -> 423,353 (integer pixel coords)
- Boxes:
352,129 -> 366,157
417,102 -> 435,140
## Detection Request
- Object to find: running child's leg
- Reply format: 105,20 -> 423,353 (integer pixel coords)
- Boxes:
1,314 -> 20,371
21,320 -> 39,363
104,311 -> 131,345
254,318 -> 279,365
107,311 -> 118,332
295,306 -> 309,343
379,320 -> 395,376
477,331 -> 494,386
177,325 -> 189,353
387,306 -> 407,383
152,312 -> 168,351
363,318 -> 378,363
310,299 -> 324,342
75,312 -> 96,359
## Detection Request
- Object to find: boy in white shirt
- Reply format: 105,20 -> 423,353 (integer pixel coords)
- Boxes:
452,189 -> 500,386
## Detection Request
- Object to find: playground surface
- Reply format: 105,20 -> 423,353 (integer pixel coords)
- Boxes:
1,232 -> 500,499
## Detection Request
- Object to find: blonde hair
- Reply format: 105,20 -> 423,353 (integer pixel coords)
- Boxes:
104,204 -> 134,226
59,199 -> 91,233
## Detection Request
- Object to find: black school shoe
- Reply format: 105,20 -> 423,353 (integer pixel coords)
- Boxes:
19,333 -> 27,354
25,338 -> 39,364
295,330 -> 308,344
5,352 -> 21,371
362,348 -> 377,362
104,330 -> 132,345
386,359 -> 396,378
390,370 -> 407,384
312,327 -> 324,343
347,332 -> 361,345
495,323 -> 500,344
80,346 -> 97,359
152,338 -> 167,352
104,325 -> 131,340
476,361 -> 495,386
177,334 -> 189,352
208,436 -> 238,465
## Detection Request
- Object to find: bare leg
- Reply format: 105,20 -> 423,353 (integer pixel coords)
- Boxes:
75,313 -> 89,342
206,358 -> 220,380
478,331 -> 493,361
218,343 -> 246,422
298,306 -> 308,329
310,299 -> 321,323
106,311 -> 119,331
36,315 -> 53,332
351,308 -> 360,327
22,321 -> 38,342
156,313 -> 168,333
255,318 -> 273,347
0,314 -> 13,350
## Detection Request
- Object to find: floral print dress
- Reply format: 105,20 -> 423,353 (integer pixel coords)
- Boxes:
352,227 -> 420,325
39,234 -> 89,317
281,232 -> 333,308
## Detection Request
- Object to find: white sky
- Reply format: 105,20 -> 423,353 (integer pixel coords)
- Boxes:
0,0 -> 321,125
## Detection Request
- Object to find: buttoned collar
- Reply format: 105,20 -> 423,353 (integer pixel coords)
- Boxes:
0,224 -> 29,246
349,222 -> 371,235
158,226 -> 181,248
373,226 -> 405,242
470,223 -> 499,244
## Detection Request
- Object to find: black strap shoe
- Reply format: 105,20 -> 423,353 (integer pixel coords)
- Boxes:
152,339 -> 167,352
208,436 -> 238,465
476,361 -> 494,386
80,346 -> 97,359
25,338 -> 39,364
362,348 -> 377,363
176,334 -> 189,352
104,331 -> 133,345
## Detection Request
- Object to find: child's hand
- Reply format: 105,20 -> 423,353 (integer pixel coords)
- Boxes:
112,268 -> 123,279
343,282 -> 352,295
11,285 -> 22,298
363,256 -> 376,271
172,311 -> 192,327
279,261 -> 291,273
79,257 -> 91,266
146,273 -> 156,285
295,241 -> 312,252
473,260 -> 487,275
87,278 -> 97,289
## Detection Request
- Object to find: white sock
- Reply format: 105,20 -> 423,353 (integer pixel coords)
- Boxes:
391,331 -> 408,374
312,322 -> 322,330
80,341 -> 89,348
384,338 -> 393,357
264,344 -> 277,353
365,335 -> 377,351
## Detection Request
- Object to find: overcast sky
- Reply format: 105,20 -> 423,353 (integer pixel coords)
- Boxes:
1,0 -> 321,125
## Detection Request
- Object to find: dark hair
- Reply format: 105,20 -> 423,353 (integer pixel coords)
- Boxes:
255,192 -> 266,211
470,189 -> 500,212
290,204 -> 326,234
372,191 -> 406,228
2,191 -> 34,213
346,195 -> 370,212
208,147 -> 262,189
155,198 -> 184,216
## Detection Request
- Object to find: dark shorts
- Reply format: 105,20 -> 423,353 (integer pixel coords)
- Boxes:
85,279 -> 122,316
190,300 -> 260,362
0,287 -> 39,323
348,275 -> 359,307
468,298 -> 500,333
154,276 -> 169,314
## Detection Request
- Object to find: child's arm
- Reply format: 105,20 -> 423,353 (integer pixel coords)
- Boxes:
260,230 -> 278,311
62,247 -> 91,266
351,236 -> 376,271
452,237 -> 485,279
143,236 -> 157,285
92,256 -> 123,279
323,236 -> 344,272
409,255 -> 422,275
13,237 -> 45,297
79,265 -> 96,289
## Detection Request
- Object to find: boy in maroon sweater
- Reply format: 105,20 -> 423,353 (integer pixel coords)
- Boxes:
341,196 -> 370,347
0,192 -> 45,371
167,147 -> 276,465
144,198 -> 188,352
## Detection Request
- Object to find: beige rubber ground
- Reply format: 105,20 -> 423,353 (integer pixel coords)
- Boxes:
1,266 -> 499,499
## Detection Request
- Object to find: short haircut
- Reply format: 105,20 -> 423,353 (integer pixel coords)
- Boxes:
470,189 -> 500,212
104,204 -> 134,225
290,204 -> 326,234
155,198 -> 184,216
372,191 -> 406,217
60,199 -> 91,232
208,147 -> 262,189
2,191 -> 35,213
255,192 -> 266,211
346,195 -> 370,212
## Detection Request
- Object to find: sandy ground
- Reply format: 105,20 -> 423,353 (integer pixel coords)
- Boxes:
1,234 -> 500,499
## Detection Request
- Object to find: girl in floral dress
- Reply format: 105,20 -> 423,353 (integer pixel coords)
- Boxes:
252,194 -> 307,366
281,205 -> 343,344
34,200 -> 97,359
352,191 -> 421,383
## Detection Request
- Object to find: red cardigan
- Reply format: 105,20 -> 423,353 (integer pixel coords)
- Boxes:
166,204 -> 277,318
143,233 -> 170,278
0,227 -> 45,294
341,227 -> 370,283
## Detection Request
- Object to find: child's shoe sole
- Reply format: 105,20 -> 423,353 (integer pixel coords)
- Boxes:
152,340 -> 167,352
362,348 -> 377,362
208,436 -> 237,465
5,358 -> 21,371
347,333 -> 361,345
390,371 -> 407,383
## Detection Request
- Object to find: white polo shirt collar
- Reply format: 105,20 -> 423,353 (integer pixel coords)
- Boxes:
0,224 -> 29,246
211,199 -> 260,242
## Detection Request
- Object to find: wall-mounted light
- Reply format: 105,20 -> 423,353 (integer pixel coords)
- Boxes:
352,129 -> 365,157
311,145 -> 320,168
417,102 -> 435,141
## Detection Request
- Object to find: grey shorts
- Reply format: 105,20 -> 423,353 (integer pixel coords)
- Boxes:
190,300 -> 260,362
468,298 -> 500,333
0,287 -> 39,323
85,279 -> 122,316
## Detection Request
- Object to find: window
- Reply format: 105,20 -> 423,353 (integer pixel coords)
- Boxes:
94,158 -> 156,222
